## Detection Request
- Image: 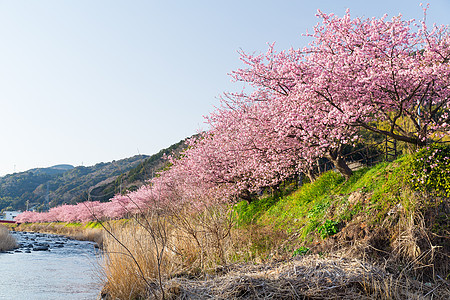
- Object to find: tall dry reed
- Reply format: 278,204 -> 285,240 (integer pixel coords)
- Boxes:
100,204 -> 238,299
0,225 -> 17,251
101,217 -> 175,299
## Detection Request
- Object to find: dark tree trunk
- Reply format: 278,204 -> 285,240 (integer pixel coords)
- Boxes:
239,189 -> 254,203
306,169 -> 318,182
357,121 -> 426,147
324,149 -> 353,179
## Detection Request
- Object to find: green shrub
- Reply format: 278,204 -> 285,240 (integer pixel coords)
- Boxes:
292,246 -> 310,257
409,144 -> 450,197
317,219 -> 339,239
307,200 -> 330,219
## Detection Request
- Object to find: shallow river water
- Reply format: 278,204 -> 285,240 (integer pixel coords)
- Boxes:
0,231 -> 102,300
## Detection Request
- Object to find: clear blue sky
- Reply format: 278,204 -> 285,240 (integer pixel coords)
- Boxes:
0,0 -> 448,176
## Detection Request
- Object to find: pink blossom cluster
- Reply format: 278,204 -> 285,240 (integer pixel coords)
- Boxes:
15,185 -> 165,223
15,7 -> 450,223
15,201 -> 113,223
235,9 -> 449,145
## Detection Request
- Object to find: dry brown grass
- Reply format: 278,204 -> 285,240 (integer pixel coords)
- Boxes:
0,225 -> 17,251
99,198 -> 450,299
100,205 -> 241,299
163,255 -> 450,299
100,220 -> 176,299
14,222 -> 103,246
70,228 -> 104,246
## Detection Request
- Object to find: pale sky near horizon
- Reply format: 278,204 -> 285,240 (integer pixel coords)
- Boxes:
0,0 -> 449,176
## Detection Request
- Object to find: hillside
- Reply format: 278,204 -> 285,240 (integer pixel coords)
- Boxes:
41,155 -> 151,208
20,151 -> 447,299
0,156 -> 148,212
105,151 -> 449,299
0,138 -> 189,213
82,138 -> 187,203
12,146 -> 450,299
29,164 -> 75,176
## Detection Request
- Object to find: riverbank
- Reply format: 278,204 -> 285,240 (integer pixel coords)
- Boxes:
0,230 -> 102,299
11,154 -> 449,299
13,221 -> 104,248
99,155 -> 449,299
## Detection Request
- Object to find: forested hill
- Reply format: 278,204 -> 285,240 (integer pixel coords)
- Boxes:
0,138 -> 188,212
74,138 -> 187,203
0,155 -> 148,212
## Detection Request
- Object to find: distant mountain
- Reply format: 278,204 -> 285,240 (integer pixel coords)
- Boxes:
82,138 -> 187,203
0,156 -> 148,212
29,164 -> 75,176
0,138 -> 189,212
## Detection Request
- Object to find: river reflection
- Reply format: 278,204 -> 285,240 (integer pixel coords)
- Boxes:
0,231 -> 101,300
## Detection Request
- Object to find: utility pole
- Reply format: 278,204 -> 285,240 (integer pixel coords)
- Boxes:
45,182 -> 50,210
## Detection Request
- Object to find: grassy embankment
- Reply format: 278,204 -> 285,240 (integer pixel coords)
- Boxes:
11,150 -> 448,298
14,221 -> 104,247
99,152 -> 449,299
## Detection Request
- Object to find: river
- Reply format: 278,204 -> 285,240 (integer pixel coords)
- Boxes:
0,231 -> 102,300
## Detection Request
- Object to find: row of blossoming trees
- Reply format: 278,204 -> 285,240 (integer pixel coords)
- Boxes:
16,7 -> 450,223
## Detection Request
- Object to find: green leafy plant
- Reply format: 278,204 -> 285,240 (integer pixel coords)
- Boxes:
307,201 -> 330,219
409,144 -> 450,197
292,246 -> 310,257
317,219 -> 339,239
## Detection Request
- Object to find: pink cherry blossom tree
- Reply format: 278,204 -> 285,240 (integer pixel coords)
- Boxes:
233,7 -> 450,151
15,5 -> 450,223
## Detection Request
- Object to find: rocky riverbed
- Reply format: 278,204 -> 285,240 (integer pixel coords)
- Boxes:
0,231 -> 102,300
2,230 -> 98,254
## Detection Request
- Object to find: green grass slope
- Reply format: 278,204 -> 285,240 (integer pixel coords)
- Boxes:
234,151 -> 449,281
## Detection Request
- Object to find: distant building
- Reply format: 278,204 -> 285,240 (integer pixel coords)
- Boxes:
1,211 -> 21,221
